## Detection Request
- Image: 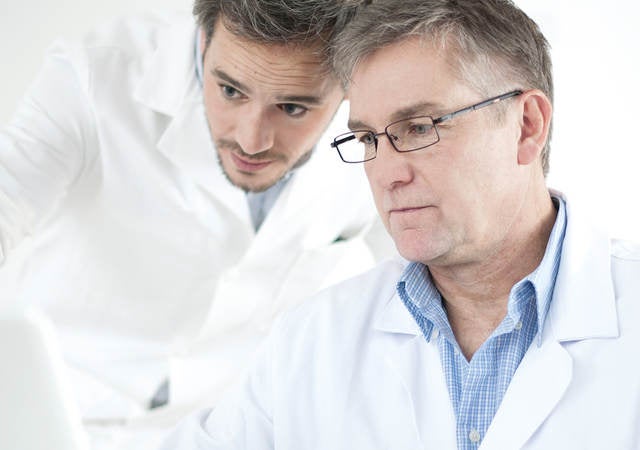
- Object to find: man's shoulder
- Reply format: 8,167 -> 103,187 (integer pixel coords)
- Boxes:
48,10 -> 194,72
81,10 -> 193,56
610,237 -> 640,279
262,258 -> 409,375
609,239 -> 640,315
42,10 -> 198,112
276,258 -> 407,338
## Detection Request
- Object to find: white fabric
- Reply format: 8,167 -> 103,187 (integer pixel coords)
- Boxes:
0,11 -> 392,449
161,194 -> 640,449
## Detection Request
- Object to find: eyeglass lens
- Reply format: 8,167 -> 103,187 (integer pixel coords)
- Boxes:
335,116 -> 439,163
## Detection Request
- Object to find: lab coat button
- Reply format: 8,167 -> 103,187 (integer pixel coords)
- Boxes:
469,428 -> 481,443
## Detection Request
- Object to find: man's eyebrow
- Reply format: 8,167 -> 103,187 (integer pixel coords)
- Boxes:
389,101 -> 444,122
348,102 -> 444,131
347,118 -> 372,131
212,68 -> 323,106
274,94 -> 323,106
212,69 -> 251,94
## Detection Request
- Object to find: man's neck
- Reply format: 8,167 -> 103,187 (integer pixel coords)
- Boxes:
430,191 -> 557,360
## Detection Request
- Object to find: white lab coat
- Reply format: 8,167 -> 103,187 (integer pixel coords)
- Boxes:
0,11 -> 392,448
162,194 -> 640,449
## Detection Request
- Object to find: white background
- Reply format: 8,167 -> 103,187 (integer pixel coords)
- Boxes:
1,0 -> 639,241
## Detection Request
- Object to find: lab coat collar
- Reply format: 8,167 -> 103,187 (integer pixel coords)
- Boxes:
133,14 -> 198,116
544,190 -> 619,342
372,259 -> 422,336
372,261 -> 456,448
480,332 -> 573,449
133,16 -> 251,226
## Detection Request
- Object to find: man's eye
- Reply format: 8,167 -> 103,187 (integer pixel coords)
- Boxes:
280,104 -> 308,117
359,133 -> 376,146
220,85 -> 241,99
409,123 -> 433,135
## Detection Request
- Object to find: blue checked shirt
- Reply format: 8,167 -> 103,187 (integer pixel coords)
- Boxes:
397,196 -> 566,449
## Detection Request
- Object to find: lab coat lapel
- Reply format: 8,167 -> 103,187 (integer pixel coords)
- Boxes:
544,195 -> 618,342
481,195 -> 619,449
133,15 -> 251,227
480,337 -> 572,450
155,101 -> 251,227
374,293 -> 457,448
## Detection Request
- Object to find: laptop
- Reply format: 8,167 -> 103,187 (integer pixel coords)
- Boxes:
0,308 -> 89,450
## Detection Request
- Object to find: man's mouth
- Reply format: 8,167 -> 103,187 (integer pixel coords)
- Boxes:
230,152 -> 274,172
389,205 -> 431,214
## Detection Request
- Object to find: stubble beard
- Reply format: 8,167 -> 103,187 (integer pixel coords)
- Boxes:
215,139 -> 313,193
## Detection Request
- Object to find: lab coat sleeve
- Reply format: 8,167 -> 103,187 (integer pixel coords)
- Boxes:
160,322 -> 278,450
0,41 -> 95,264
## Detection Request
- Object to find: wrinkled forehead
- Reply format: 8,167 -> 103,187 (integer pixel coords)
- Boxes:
348,37 -> 465,128
343,28 -> 491,92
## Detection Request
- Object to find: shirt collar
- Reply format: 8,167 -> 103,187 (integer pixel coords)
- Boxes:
521,194 -> 567,344
246,173 -> 292,231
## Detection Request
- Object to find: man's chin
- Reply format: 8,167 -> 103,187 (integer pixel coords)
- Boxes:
226,171 -> 285,193
216,147 -> 313,193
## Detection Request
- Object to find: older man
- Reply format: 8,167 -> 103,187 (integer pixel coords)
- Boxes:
160,1 -> 640,449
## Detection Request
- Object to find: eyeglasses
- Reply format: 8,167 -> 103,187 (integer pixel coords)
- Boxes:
331,90 -> 523,163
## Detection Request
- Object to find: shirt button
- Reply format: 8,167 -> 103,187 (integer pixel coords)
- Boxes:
514,321 -> 523,331
431,328 -> 440,339
469,428 -> 481,443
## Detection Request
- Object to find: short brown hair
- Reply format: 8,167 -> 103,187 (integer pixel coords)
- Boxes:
193,0 -> 360,76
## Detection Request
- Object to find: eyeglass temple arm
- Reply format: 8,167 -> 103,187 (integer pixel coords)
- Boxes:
330,134 -> 356,148
434,90 -> 524,124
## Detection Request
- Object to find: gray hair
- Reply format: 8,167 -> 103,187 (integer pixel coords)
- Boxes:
193,0 -> 360,76
332,0 -> 554,175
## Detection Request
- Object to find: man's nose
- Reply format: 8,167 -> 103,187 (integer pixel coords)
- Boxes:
235,106 -> 275,155
366,132 -> 414,189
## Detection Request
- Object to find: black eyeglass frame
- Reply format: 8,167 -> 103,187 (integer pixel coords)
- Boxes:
331,89 -> 524,163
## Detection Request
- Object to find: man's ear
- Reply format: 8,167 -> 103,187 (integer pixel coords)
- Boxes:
517,89 -> 552,166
